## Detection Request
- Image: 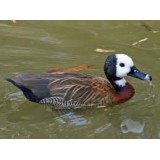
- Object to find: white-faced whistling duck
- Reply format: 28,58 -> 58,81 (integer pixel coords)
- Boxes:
6,54 -> 152,109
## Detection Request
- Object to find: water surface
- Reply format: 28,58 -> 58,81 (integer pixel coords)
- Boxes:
0,20 -> 160,138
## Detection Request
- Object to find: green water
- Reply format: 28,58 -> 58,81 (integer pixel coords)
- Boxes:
0,20 -> 160,138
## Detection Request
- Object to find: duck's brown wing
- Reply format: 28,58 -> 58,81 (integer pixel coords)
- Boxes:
48,76 -> 115,107
6,72 -> 115,108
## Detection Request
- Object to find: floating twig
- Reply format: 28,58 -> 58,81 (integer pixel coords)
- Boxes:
11,20 -> 16,24
151,30 -> 159,33
141,21 -> 152,31
149,81 -> 153,86
48,64 -> 93,73
141,21 -> 159,33
65,65 -> 93,72
131,37 -> 148,46
48,66 -> 61,73
95,48 -> 116,53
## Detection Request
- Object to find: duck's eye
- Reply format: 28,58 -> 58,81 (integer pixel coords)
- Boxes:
120,63 -> 125,67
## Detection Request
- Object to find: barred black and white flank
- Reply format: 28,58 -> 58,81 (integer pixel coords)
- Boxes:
39,97 -> 79,109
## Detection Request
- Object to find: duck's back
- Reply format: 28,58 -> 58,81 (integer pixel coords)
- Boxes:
6,72 -> 115,109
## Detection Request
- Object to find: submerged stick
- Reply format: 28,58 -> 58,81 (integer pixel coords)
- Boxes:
141,21 -> 159,33
141,21 -> 152,31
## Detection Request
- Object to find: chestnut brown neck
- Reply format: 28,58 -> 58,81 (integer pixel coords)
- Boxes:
113,83 -> 135,104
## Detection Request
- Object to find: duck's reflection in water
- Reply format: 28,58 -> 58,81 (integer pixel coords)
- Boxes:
55,111 -> 90,126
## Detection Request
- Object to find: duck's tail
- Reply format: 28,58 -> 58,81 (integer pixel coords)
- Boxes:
5,78 -> 41,103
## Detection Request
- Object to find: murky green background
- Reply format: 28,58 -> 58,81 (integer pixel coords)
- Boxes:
0,20 -> 160,138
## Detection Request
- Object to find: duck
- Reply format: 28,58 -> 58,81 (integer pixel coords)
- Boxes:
6,53 -> 152,109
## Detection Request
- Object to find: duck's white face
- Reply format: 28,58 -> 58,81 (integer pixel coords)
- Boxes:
104,53 -> 152,89
115,54 -> 134,78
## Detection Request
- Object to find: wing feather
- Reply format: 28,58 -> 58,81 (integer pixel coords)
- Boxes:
10,72 -> 115,107
48,76 -> 115,106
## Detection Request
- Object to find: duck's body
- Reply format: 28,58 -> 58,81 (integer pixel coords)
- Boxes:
6,54 -> 152,109
6,72 -> 134,109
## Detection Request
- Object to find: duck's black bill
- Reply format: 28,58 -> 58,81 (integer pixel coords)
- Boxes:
128,66 -> 152,81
